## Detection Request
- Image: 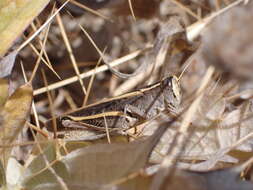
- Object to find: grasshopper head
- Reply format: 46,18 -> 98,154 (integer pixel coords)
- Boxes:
161,76 -> 181,109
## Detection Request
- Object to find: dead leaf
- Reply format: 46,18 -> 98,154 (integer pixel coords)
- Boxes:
0,51 -> 17,77
61,136 -> 157,186
218,102 -> 253,152
6,157 -> 23,187
21,139 -> 148,189
202,95 -> 226,120
0,78 -> 8,107
116,173 -> 152,190
161,169 -> 207,190
218,109 -> 241,149
192,167 -> 253,190
0,83 -> 33,168
64,135 -> 129,154
0,0 -> 50,56
145,88 -> 253,167
22,116 -> 175,189
22,144 -> 69,190
201,1 -> 253,81
157,167 -> 253,190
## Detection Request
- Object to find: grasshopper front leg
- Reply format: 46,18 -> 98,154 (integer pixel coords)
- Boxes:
122,104 -> 149,135
124,104 -> 148,120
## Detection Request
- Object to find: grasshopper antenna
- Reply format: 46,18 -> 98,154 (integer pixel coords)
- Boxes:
177,58 -> 192,82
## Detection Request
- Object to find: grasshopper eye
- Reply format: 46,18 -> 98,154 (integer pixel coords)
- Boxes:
171,76 -> 181,103
60,116 -> 71,121
161,76 -> 173,88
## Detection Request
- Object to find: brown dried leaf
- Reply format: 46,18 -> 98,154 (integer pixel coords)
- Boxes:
190,167 -> 253,190
22,144 -> 69,189
0,51 -> 17,77
201,95 -> 226,120
21,131 -> 162,189
146,94 -> 252,167
218,110 -> 241,149
116,173 -> 152,190
0,83 -> 33,167
0,78 -> 8,107
218,103 -> 253,152
64,135 -> 129,153
145,93 -> 227,163
162,169 -> 207,190
201,1 -> 253,81
161,167 -> 253,190
0,0 -> 50,56
152,107 -> 252,166
61,137 -> 157,187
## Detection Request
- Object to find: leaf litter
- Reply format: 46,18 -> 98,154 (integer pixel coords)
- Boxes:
1,0 -> 253,190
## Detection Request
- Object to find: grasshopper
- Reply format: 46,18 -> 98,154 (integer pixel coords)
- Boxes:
44,16 -> 187,140
46,75 -> 181,140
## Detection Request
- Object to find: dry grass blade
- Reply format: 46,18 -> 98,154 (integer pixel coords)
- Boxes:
27,43 -> 61,80
128,0 -> 137,21
28,39 -> 44,84
69,0 -> 112,21
28,4 -> 61,80
79,21 -> 153,79
17,0 -> 70,53
27,122 -> 48,138
33,47 -> 150,96
170,0 -> 201,20
150,66 -> 215,190
62,89 -> 78,110
83,49 -> 105,106
113,17 -> 184,95
103,115 -> 111,144
41,70 -> 57,138
56,12 -> 87,96
186,0 -> 246,41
